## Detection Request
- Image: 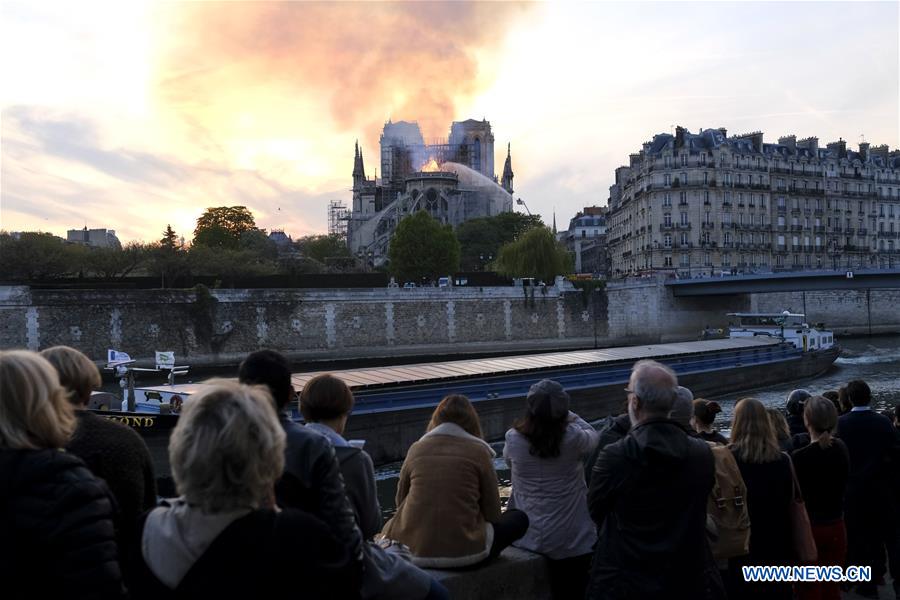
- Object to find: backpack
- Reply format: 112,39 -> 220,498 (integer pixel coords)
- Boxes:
706,443 -> 751,560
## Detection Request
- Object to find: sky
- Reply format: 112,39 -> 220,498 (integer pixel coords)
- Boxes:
2,1 -> 898,243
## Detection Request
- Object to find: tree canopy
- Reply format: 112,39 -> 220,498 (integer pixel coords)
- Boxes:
297,234 -> 352,264
493,226 -> 572,282
193,206 -> 258,249
388,211 -> 460,282
456,212 -> 544,271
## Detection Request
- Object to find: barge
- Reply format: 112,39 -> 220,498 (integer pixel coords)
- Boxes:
99,328 -> 840,471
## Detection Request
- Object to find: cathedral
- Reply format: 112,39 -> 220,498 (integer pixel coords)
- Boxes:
347,118 -> 515,265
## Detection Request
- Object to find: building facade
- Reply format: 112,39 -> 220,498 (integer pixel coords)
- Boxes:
348,119 -> 515,266
559,206 -> 609,276
66,227 -> 121,249
607,127 -> 900,278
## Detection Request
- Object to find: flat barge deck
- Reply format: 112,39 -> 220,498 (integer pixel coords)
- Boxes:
103,337 -> 839,472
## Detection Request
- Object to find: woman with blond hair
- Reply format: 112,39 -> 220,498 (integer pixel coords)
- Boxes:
381,394 -> 529,568
40,345 -> 156,584
129,380 -> 355,598
726,398 -> 794,600
792,396 -> 850,600
0,350 -> 124,598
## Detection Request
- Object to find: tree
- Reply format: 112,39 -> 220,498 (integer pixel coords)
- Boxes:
85,242 -> 149,279
151,226 -> 188,288
456,212 -> 544,271
493,226 -> 572,282
297,234 -> 352,265
193,206 -> 258,249
160,224 -> 180,250
0,232 -> 82,280
388,211 -> 460,283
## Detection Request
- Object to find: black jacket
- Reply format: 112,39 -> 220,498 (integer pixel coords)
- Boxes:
0,448 -> 125,599
130,508 -> 356,599
335,446 -> 382,540
275,416 -> 363,562
836,409 -> 900,506
587,418 -> 715,600
584,413 -> 631,486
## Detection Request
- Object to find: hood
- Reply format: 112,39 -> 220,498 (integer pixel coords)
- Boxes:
142,498 -> 252,589
421,422 -> 496,457
628,418 -> 696,462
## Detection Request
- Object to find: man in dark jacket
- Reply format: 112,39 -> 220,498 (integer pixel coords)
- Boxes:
584,412 -> 630,486
836,379 -> 900,598
587,360 -> 715,600
238,350 -> 364,567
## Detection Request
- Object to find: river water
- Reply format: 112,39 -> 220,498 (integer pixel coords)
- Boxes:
373,334 -> 900,519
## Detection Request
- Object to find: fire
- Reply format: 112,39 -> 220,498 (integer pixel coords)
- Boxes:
421,158 -> 440,172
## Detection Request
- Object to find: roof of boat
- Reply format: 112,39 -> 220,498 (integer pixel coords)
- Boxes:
727,312 -> 805,318
133,383 -> 208,394
290,337 -> 783,392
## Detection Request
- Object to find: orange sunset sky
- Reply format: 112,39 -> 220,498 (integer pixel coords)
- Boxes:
2,1 -> 898,243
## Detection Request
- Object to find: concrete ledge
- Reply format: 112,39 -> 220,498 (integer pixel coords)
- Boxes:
427,547 -> 551,600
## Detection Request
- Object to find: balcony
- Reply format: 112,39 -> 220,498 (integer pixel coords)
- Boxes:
790,225 -> 803,232
814,226 -> 826,233
877,231 -> 898,238
661,224 -> 674,231
777,205 -> 786,213
676,223 -> 692,230
846,228 -> 856,235
792,245 -> 802,252
814,209 -> 824,215
858,228 -> 868,235
776,244 -> 787,252
701,222 -> 715,230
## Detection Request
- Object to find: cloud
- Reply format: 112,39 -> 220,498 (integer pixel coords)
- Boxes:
0,106 -> 339,241
156,2 -> 531,145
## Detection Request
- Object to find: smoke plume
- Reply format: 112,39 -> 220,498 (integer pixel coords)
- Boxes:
156,2 -> 530,145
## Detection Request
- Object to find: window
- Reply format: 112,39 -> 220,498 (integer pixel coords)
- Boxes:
680,253 -> 690,266
680,232 -> 688,245
704,252 -> 711,266
704,172 -> 709,184
664,255 -> 672,267
777,216 -> 785,227
681,154 -> 687,166
664,234 -> 672,248
704,211 -> 711,224
680,212 -> 688,225
723,253 -> 731,266
704,191 -> 710,203
664,193 -> 671,207
665,174 -> 671,186
700,153 -> 707,165
664,213 -> 672,226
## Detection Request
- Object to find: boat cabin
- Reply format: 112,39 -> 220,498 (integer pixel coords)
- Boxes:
727,311 -> 835,352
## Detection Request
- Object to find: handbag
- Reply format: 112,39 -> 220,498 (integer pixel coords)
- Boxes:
785,453 -> 818,563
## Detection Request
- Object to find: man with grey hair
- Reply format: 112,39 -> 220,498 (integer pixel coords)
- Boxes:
586,360 -> 716,599
669,385 -> 695,431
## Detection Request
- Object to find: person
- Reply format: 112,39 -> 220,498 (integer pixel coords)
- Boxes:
791,396 -> 850,600
40,345 -> 157,583
668,385 -> 694,431
786,389 -> 812,436
0,350 -> 124,599
692,398 -> 728,444
726,398 -> 794,600
300,373 -> 448,600
586,360 -> 715,599
238,350 -> 363,568
584,408 -> 630,486
836,379 -> 900,599
766,406 -> 794,452
504,380 -> 600,600
129,381 -> 356,598
837,386 -> 853,415
381,394 -> 529,568
822,390 -> 842,415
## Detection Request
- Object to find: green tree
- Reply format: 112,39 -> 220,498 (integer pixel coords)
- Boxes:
160,224 -> 180,250
151,225 -> 189,288
297,234 -> 351,264
193,206 -> 258,249
0,232 -> 82,280
493,226 -> 572,282
456,212 -> 544,271
85,242 -> 149,279
388,211 -> 460,282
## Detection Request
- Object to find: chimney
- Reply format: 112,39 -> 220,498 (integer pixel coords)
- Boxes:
675,126 -> 686,150
859,142 -> 870,162
778,135 -> 797,152
826,138 -> 847,158
717,127 -> 727,138
797,137 -> 819,155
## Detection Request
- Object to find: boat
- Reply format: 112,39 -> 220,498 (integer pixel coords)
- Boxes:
95,313 -> 840,469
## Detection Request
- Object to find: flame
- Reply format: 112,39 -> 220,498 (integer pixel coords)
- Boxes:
421,158 -> 440,172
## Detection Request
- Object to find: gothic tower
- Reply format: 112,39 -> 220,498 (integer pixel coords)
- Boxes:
501,143 -> 514,194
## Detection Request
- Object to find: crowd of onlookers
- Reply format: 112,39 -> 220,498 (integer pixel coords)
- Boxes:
1,346 -> 898,599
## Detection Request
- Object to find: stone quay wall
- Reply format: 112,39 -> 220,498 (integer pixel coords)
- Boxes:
607,276 -> 900,344
0,285 -> 607,365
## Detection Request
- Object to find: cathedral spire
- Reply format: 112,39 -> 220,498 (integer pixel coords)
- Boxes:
552,209 -> 557,235
501,142 -> 514,194
353,140 -> 366,190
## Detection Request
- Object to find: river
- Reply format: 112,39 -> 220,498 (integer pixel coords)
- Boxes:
373,334 -> 900,519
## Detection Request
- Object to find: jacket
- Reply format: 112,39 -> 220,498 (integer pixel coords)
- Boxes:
381,423 -> 502,568
276,415 -> 363,561
836,409 -> 900,506
0,448 -> 125,599
130,500 -> 355,599
505,412 -> 599,559
587,418 -> 715,600
585,413 -> 631,485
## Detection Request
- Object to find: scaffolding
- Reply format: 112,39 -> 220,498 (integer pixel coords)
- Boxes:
328,200 -> 349,241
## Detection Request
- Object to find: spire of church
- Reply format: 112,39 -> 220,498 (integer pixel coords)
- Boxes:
353,140 -> 366,190
552,209 -> 557,235
501,142 -> 514,194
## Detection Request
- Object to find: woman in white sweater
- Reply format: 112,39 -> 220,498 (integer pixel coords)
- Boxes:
504,379 -> 600,600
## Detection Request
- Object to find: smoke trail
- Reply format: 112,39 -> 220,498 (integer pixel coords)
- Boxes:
156,2 -> 531,143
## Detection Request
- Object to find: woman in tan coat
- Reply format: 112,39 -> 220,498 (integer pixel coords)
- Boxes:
381,395 -> 528,568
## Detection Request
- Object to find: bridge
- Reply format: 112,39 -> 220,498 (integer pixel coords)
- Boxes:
665,268 -> 900,296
